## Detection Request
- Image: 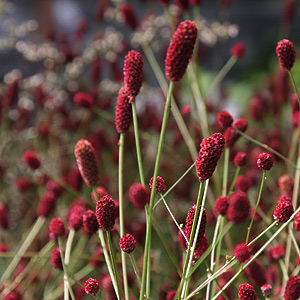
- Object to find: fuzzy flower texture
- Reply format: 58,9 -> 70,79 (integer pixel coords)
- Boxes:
96,195 -> 117,231
276,39 -> 296,70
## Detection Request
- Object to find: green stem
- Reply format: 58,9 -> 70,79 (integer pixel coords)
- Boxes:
139,81 -> 175,300
228,166 -> 240,195
279,259 -> 289,281
222,147 -> 230,196
118,133 -> 129,300
129,253 -> 141,287
289,69 -> 300,108
245,171 -> 266,244
132,101 -> 146,187
248,221 -> 277,246
287,128 -> 299,173
288,226 -> 300,259
106,231 -> 121,300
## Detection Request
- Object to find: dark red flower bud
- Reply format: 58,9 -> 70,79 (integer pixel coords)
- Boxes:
67,166 -> 83,192
73,92 -> 95,109
0,204 -> 9,229
91,186 -> 109,204
278,174 -> 294,196
115,86 -> 133,134
175,0 -> 189,11
276,39 -> 296,70
15,177 -> 33,193
245,259 -> 267,287
238,283 -> 257,300
224,118 -> 248,147
235,175 -> 252,192
271,245 -> 285,260
123,50 -> 143,102
37,192 -> 57,217
149,176 -> 166,193
83,210 -> 99,234
217,111 -> 233,128
85,278 -> 99,295
128,183 -> 150,209
226,191 -> 250,224
234,152 -> 247,167
231,42 -> 246,58
234,243 -> 252,263
165,21 -> 198,82
119,2 -> 138,30
284,276 -> 300,300
49,218 -> 65,239
74,139 -> 99,187
96,195 -> 117,231
214,196 -> 228,216
261,284 -> 272,297
257,152 -> 273,171
68,205 -> 84,231
119,233 -> 136,253
46,180 -> 63,197
196,133 -> 225,182
22,151 -> 41,170
50,247 -> 63,270
273,200 -> 294,223
166,290 -> 177,300
294,212 -> 300,231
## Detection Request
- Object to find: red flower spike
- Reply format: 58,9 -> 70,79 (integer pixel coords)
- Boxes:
123,50 -> 143,103
231,42 -> 246,58
128,183 -> 150,209
238,283 -> 257,300
271,245 -> 285,260
119,2 -> 138,30
119,233 -> 136,253
50,247 -> 63,270
217,111 -> 233,128
73,92 -> 95,109
224,118 -> 248,147
194,234 -> 209,260
214,196 -> 229,216
284,276 -> 300,300
85,278 -> 99,295
294,212 -> 300,231
234,243 -> 252,263
257,152 -> 273,171
165,21 -> 198,82
82,210 -> 99,234
261,284 -> 272,297
22,151 -> 41,170
226,191 -> 250,225
149,176 -> 166,193
245,259 -> 267,287
74,139 -> 99,187
96,195 -> 117,231
276,39 -> 296,70
234,152 -> 247,167
37,192 -> 57,218
196,133 -> 225,182
68,205 -> 84,231
49,218 -> 65,239
115,86 -> 133,134
273,200 -> 294,223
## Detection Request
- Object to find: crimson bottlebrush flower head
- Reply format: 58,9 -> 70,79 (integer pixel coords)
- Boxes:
294,212 -> 300,231
234,243 -> 252,263
119,2 -> 138,30
234,152 -> 247,167
238,283 -> 257,300
83,210 -> 99,234
73,92 -> 95,109
49,218 -> 65,239
276,39 -> 296,70
123,50 -> 143,103
85,278 -> 99,295
50,247 -> 63,270
273,200 -> 294,223
37,192 -> 57,217
278,174 -> 294,196
96,195 -> 117,231
224,118 -> 248,147
279,195 -> 292,203
257,152 -> 273,171
115,86 -> 133,134
236,175 -> 251,192
22,150 -> 41,170
119,233 -> 136,253
231,42 -> 246,58
214,196 -> 228,216
68,205 -> 84,231
226,191 -> 250,224
165,21 -> 198,82
74,139 -> 99,187
245,259 -> 267,287
91,186 -> 109,204
284,276 -> 300,300
196,133 -> 225,182
271,245 -> 285,260
0,204 -> 9,229
149,176 -> 166,193
128,183 -> 150,209
217,110 -> 233,128
261,284 -> 272,297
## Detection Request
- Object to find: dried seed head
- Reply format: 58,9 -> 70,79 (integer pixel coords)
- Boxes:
49,218 -> 65,239
245,259 -> 267,287
83,210 -> 99,234
74,139 -> 98,187
96,195 -> 117,231
217,110 -> 233,128
123,50 -> 143,102
50,247 -> 63,270
226,191 -> 250,224
224,118 -> 248,147
119,2 -> 138,30
196,133 -> 225,182
257,152 -> 273,171
165,21 -> 198,82
22,151 -> 41,170
73,92 -> 95,109
128,183 -> 150,209
85,278 -> 99,295
119,233 -> 136,253
284,276 -> 300,300
214,196 -> 229,216
115,86 -> 133,134
238,283 -> 257,300
234,152 -> 247,167
231,42 -> 246,58
276,39 -> 296,70
149,176 -> 166,193
234,243 -> 252,263
273,200 -> 294,223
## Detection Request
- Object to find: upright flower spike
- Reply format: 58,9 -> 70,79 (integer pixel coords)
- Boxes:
115,86 -> 133,134
96,195 -> 117,231
119,233 -> 136,253
238,283 -> 257,300
284,276 -> 300,300
74,139 -> 99,187
217,110 -> 233,128
85,278 -> 100,295
276,39 -> 296,70
226,191 -> 250,224
273,199 -> 294,223
233,243 -> 252,263
245,259 -> 267,287
119,2 -> 138,30
149,176 -> 166,193
22,151 -> 41,170
165,21 -> 198,82
257,152 -> 273,171
196,133 -> 225,182
123,50 -> 143,103
49,218 -> 65,240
